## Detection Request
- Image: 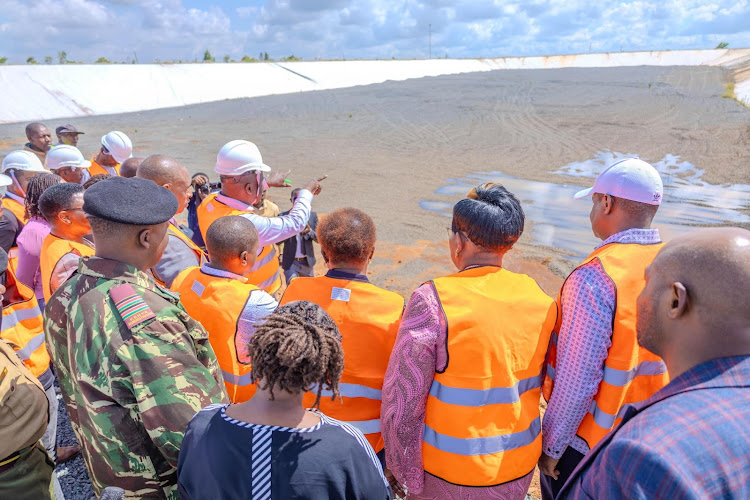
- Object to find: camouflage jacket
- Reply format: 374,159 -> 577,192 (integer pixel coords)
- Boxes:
44,256 -> 229,499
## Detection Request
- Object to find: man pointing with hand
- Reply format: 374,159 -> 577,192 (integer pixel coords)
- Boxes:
196,140 -> 325,296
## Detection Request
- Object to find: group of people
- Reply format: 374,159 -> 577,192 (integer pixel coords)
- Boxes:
0,120 -> 747,500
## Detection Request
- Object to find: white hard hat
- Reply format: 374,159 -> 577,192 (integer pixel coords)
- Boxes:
45,145 -> 92,170
574,158 -> 663,206
215,140 -> 271,176
0,174 -> 12,187
101,131 -> 133,163
1,150 -> 47,174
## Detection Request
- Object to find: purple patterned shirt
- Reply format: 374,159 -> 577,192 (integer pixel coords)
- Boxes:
542,228 -> 662,459
381,282 -> 534,499
561,356 -> 750,499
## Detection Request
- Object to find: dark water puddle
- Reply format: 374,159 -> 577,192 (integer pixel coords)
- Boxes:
420,151 -> 750,261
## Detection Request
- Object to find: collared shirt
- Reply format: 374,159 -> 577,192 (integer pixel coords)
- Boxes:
325,268 -> 370,283
215,189 -> 312,247
200,263 -> 278,364
44,256 -> 228,498
542,228 -> 661,459
562,356 -> 750,499
15,217 -> 51,300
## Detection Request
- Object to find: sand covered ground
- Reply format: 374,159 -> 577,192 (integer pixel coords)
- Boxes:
2,64 -> 748,298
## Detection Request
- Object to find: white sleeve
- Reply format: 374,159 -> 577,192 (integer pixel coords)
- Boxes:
240,189 -> 312,246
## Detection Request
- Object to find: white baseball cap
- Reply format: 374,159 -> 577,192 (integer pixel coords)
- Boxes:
215,140 -> 271,176
574,158 -> 663,206
45,145 -> 92,170
101,131 -> 133,163
1,150 -> 47,174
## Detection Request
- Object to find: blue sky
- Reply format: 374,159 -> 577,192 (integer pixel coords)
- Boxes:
0,1 -> 748,63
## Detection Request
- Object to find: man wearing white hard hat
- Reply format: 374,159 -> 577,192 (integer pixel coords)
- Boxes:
196,140 -> 325,296
1,150 -> 48,226
539,158 -> 670,498
46,145 -> 91,185
88,131 -> 132,178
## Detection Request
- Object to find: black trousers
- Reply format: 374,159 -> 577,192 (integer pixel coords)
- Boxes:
540,446 -> 585,500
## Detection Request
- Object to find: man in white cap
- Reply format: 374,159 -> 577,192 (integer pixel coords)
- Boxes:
46,145 -> 92,185
538,158 -> 670,499
88,131 -> 132,177
1,150 -> 48,226
196,140 -> 325,296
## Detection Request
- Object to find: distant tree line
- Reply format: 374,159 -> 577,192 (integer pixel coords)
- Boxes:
0,42 -> 733,65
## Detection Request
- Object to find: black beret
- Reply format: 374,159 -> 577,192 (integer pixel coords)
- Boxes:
83,176 -> 178,225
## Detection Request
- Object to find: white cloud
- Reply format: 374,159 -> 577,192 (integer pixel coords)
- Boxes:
0,0 -> 747,63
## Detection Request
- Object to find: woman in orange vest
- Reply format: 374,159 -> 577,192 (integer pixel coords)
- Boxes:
280,208 -> 404,459
172,216 -> 277,403
381,183 -> 557,499
38,183 -> 94,302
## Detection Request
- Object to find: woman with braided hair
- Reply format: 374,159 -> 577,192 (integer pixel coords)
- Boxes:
15,172 -> 63,309
177,300 -> 393,500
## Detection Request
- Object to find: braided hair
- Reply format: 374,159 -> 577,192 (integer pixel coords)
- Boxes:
24,173 -> 63,220
249,300 -> 344,408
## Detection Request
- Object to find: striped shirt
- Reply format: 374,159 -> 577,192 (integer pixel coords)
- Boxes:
178,404 -> 392,500
542,228 -> 662,458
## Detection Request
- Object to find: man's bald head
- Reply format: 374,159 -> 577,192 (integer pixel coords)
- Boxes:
119,157 -> 144,178
25,122 -> 52,151
637,227 -> 750,377
206,216 -> 259,276
136,154 -> 191,213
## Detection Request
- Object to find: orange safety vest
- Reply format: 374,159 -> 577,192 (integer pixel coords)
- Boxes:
196,193 -> 281,294
1,261 -> 48,379
280,275 -> 404,452
542,241 -> 669,449
172,266 -> 259,403
424,266 -> 557,486
2,196 -> 27,225
150,224 -> 207,287
39,234 -> 95,302
88,158 -> 121,177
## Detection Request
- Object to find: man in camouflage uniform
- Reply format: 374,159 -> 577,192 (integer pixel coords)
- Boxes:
44,176 -> 229,499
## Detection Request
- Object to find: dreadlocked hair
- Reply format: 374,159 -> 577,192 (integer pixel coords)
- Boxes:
249,300 -> 344,409
24,173 -> 63,220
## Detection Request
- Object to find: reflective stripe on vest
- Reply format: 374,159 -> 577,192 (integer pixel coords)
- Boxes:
542,241 -> 669,449
424,416 -> 541,456
429,373 -> 542,407
425,266 -> 556,487
281,275 -> 403,452
246,244 -> 281,295
1,263 -> 48,378
196,193 -> 281,294
172,266 -> 259,403
222,370 -> 253,387
40,235 -> 95,302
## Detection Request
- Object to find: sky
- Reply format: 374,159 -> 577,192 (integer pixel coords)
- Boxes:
0,0 -> 748,64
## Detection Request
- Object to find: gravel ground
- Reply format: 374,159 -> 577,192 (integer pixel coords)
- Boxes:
54,382 -> 95,500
